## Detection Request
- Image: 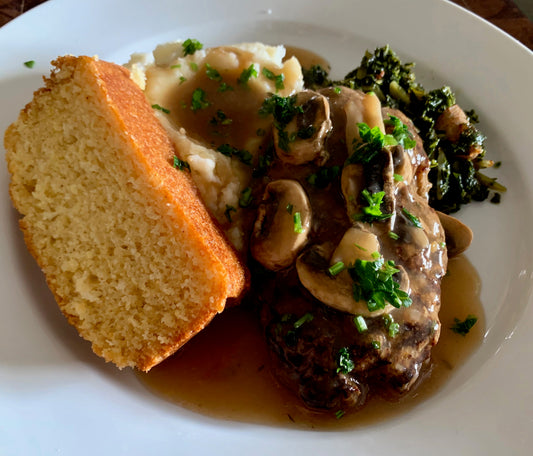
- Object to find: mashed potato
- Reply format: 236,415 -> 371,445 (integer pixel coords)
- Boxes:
126,41 -> 304,250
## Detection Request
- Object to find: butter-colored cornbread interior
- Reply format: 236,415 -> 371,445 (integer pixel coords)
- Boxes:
5,56 -> 243,370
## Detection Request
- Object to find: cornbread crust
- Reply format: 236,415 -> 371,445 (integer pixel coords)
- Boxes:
4,56 -> 247,371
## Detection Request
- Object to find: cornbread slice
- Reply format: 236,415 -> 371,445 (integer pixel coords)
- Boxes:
4,56 -> 247,371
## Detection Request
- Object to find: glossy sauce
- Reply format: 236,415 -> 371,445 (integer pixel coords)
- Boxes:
169,47 -> 272,152
284,46 -> 331,73
137,254 -> 484,428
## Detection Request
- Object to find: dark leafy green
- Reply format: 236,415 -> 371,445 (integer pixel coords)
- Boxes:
302,64 -> 331,90
305,45 -> 505,213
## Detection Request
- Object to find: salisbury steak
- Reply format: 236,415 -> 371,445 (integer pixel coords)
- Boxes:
251,87 -> 455,411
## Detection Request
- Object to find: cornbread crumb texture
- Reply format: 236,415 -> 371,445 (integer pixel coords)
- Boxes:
5,56 -> 246,371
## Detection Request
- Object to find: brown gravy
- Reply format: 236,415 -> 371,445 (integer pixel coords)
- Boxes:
284,46 -> 331,73
137,254 -> 484,428
169,47 -> 271,152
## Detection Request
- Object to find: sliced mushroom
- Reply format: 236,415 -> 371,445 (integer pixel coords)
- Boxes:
330,226 -> 381,266
390,144 -> 413,184
250,179 -> 312,271
342,90 -> 384,143
382,107 -> 431,198
318,87 -> 386,159
341,163 -> 364,216
273,90 -> 331,166
437,211 -> 473,257
296,244 -> 393,317
395,265 -> 411,299
342,150 -> 397,224
379,148 -> 397,217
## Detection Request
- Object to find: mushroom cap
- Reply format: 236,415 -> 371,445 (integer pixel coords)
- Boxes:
437,211 -> 473,257
250,179 -> 312,271
273,90 -> 332,166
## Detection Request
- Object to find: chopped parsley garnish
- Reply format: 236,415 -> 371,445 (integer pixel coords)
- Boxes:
217,144 -> 234,157
335,410 -> 345,420
286,203 -> 294,214
281,313 -> 293,323
216,144 -> 252,165
384,115 -> 417,149
210,109 -> 232,126
388,322 -> 400,338
224,204 -> 236,223
293,212 -> 303,233
306,165 -> 340,188
179,76 -> 187,85
218,82 -> 233,92
182,38 -> 203,56
151,104 -> 170,114
349,123 -> 392,164
205,63 -> 222,81
258,94 -> 305,152
238,187 -> 253,208
172,156 -> 190,171
238,64 -> 258,85
388,231 -> 400,240
349,257 -> 412,312
259,94 -> 303,125
276,129 -> 292,152
297,125 -> 315,140
170,64 -> 181,69
353,189 -> 392,223
354,315 -> 368,333
349,117 -> 416,165
371,340 -> 381,350
402,207 -> 423,228
328,261 -> 345,277
189,62 -> 198,72
394,173 -> 404,182
253,143 -> 275,177
23,60 -> 35,68
293,313 -> 314,329
336,347 -> 355,374
262,67 -> 285,91
451,315 -> 478,336
190,88 -> 210,111
383,314 -> 400,338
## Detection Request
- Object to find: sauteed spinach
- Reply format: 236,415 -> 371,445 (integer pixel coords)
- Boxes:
302,45 -> 505,214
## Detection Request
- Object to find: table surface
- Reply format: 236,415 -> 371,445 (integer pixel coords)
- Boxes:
1,0 -> 532,50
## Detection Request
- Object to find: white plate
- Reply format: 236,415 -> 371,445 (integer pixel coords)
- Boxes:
1,0 -> 532,454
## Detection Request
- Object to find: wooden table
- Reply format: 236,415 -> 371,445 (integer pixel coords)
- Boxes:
1,0 -> 532,50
